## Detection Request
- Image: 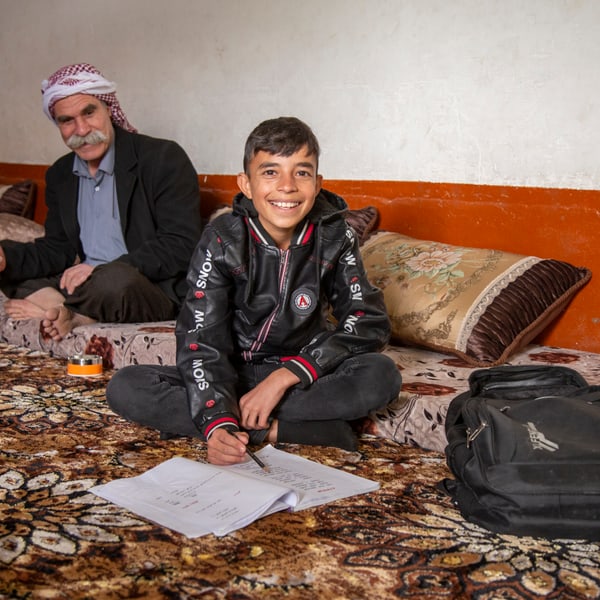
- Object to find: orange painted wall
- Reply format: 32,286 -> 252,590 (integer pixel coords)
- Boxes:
2,163 -> 598,353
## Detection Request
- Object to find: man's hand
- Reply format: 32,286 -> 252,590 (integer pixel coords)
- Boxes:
60,263 -> 95,294
239,367 -> 300,430
0,246 -> 6,273
206,428 -> 249,465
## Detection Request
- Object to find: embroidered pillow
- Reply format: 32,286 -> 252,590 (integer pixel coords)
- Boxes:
361,231 -> 591,366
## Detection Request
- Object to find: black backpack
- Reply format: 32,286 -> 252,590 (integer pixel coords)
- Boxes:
441,364 -> 600,540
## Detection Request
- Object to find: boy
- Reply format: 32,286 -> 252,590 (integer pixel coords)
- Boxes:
107,117 -> 401,465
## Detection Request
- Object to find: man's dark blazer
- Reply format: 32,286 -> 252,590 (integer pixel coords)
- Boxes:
0,126 -> 202,306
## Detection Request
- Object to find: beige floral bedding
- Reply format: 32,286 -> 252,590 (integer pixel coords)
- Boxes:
363,342 -> 600,452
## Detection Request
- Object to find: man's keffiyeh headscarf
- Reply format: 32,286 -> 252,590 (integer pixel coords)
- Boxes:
41,63 -> 137,133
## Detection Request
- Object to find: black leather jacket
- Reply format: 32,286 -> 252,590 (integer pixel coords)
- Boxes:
175,189 -> 391,438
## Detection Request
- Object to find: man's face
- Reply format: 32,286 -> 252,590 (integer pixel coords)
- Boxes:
237,146 -> 322,250
52,94 -> 114,172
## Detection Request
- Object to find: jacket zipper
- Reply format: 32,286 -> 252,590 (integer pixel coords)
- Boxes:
246,248 -> 289,358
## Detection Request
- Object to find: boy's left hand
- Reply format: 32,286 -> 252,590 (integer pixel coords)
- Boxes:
239,367 -> 300,430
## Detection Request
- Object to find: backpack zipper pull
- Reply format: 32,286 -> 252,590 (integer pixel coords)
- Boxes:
466,421 -> 488,448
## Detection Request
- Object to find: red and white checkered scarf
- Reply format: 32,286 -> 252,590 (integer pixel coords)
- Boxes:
41,63 -> 137,133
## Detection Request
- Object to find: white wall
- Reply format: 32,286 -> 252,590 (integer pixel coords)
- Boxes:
1,0 -> 599,189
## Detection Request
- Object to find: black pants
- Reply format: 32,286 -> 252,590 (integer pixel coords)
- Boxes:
1,262 -> 177,323
106,352 -> 402,448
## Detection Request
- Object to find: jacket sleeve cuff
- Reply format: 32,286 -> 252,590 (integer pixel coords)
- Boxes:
203,416 -> 240,439
281,355 -> 320,389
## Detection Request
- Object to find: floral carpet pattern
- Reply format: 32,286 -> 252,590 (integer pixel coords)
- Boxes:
1,343 -> 600,599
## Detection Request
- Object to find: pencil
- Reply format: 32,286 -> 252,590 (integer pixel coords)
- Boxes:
245,447 -> 270,472
226,429 -> 270,472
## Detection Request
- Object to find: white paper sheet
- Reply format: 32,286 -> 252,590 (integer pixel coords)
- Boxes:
90,445 -> 379,537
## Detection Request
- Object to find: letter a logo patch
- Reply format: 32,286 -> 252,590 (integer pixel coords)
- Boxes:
291,288 -> 316,315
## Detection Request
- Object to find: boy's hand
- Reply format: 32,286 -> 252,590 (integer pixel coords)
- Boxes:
206,429 -> 249,465
239,367 -> 300,430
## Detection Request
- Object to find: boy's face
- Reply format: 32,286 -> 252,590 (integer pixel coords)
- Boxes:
237,146 -> 322,249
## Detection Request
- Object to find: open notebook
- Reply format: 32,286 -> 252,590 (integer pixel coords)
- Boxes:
90,444 -> 379,538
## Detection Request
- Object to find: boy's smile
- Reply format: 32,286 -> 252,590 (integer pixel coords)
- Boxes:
237,147 -> 322,250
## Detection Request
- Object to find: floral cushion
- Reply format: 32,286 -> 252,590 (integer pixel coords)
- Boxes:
361,231 -> 591,366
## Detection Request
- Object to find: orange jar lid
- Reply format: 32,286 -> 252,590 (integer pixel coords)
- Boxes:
67,354 -> 103,377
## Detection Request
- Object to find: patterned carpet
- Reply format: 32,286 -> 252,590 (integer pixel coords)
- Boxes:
1,343 -> 599,599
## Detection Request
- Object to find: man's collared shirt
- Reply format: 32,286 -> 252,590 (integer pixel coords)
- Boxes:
73,142 -> 128,266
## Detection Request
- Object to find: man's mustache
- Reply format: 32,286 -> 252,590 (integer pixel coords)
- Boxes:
66,130 -> 109,150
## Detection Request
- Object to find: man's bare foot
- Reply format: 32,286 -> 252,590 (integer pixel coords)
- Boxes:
4,299 -> 47,320
4,287 -> 65,321
41,306 -> 96,342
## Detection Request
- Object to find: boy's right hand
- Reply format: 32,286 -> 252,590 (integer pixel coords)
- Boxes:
239,367 -> 300,430
0,246 -> 5,272
206,428 -> 249,466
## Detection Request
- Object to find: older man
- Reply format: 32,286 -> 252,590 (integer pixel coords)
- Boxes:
0,63 -> 202,340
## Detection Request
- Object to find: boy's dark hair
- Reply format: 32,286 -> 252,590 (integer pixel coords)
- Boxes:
243,116 -> 320,174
